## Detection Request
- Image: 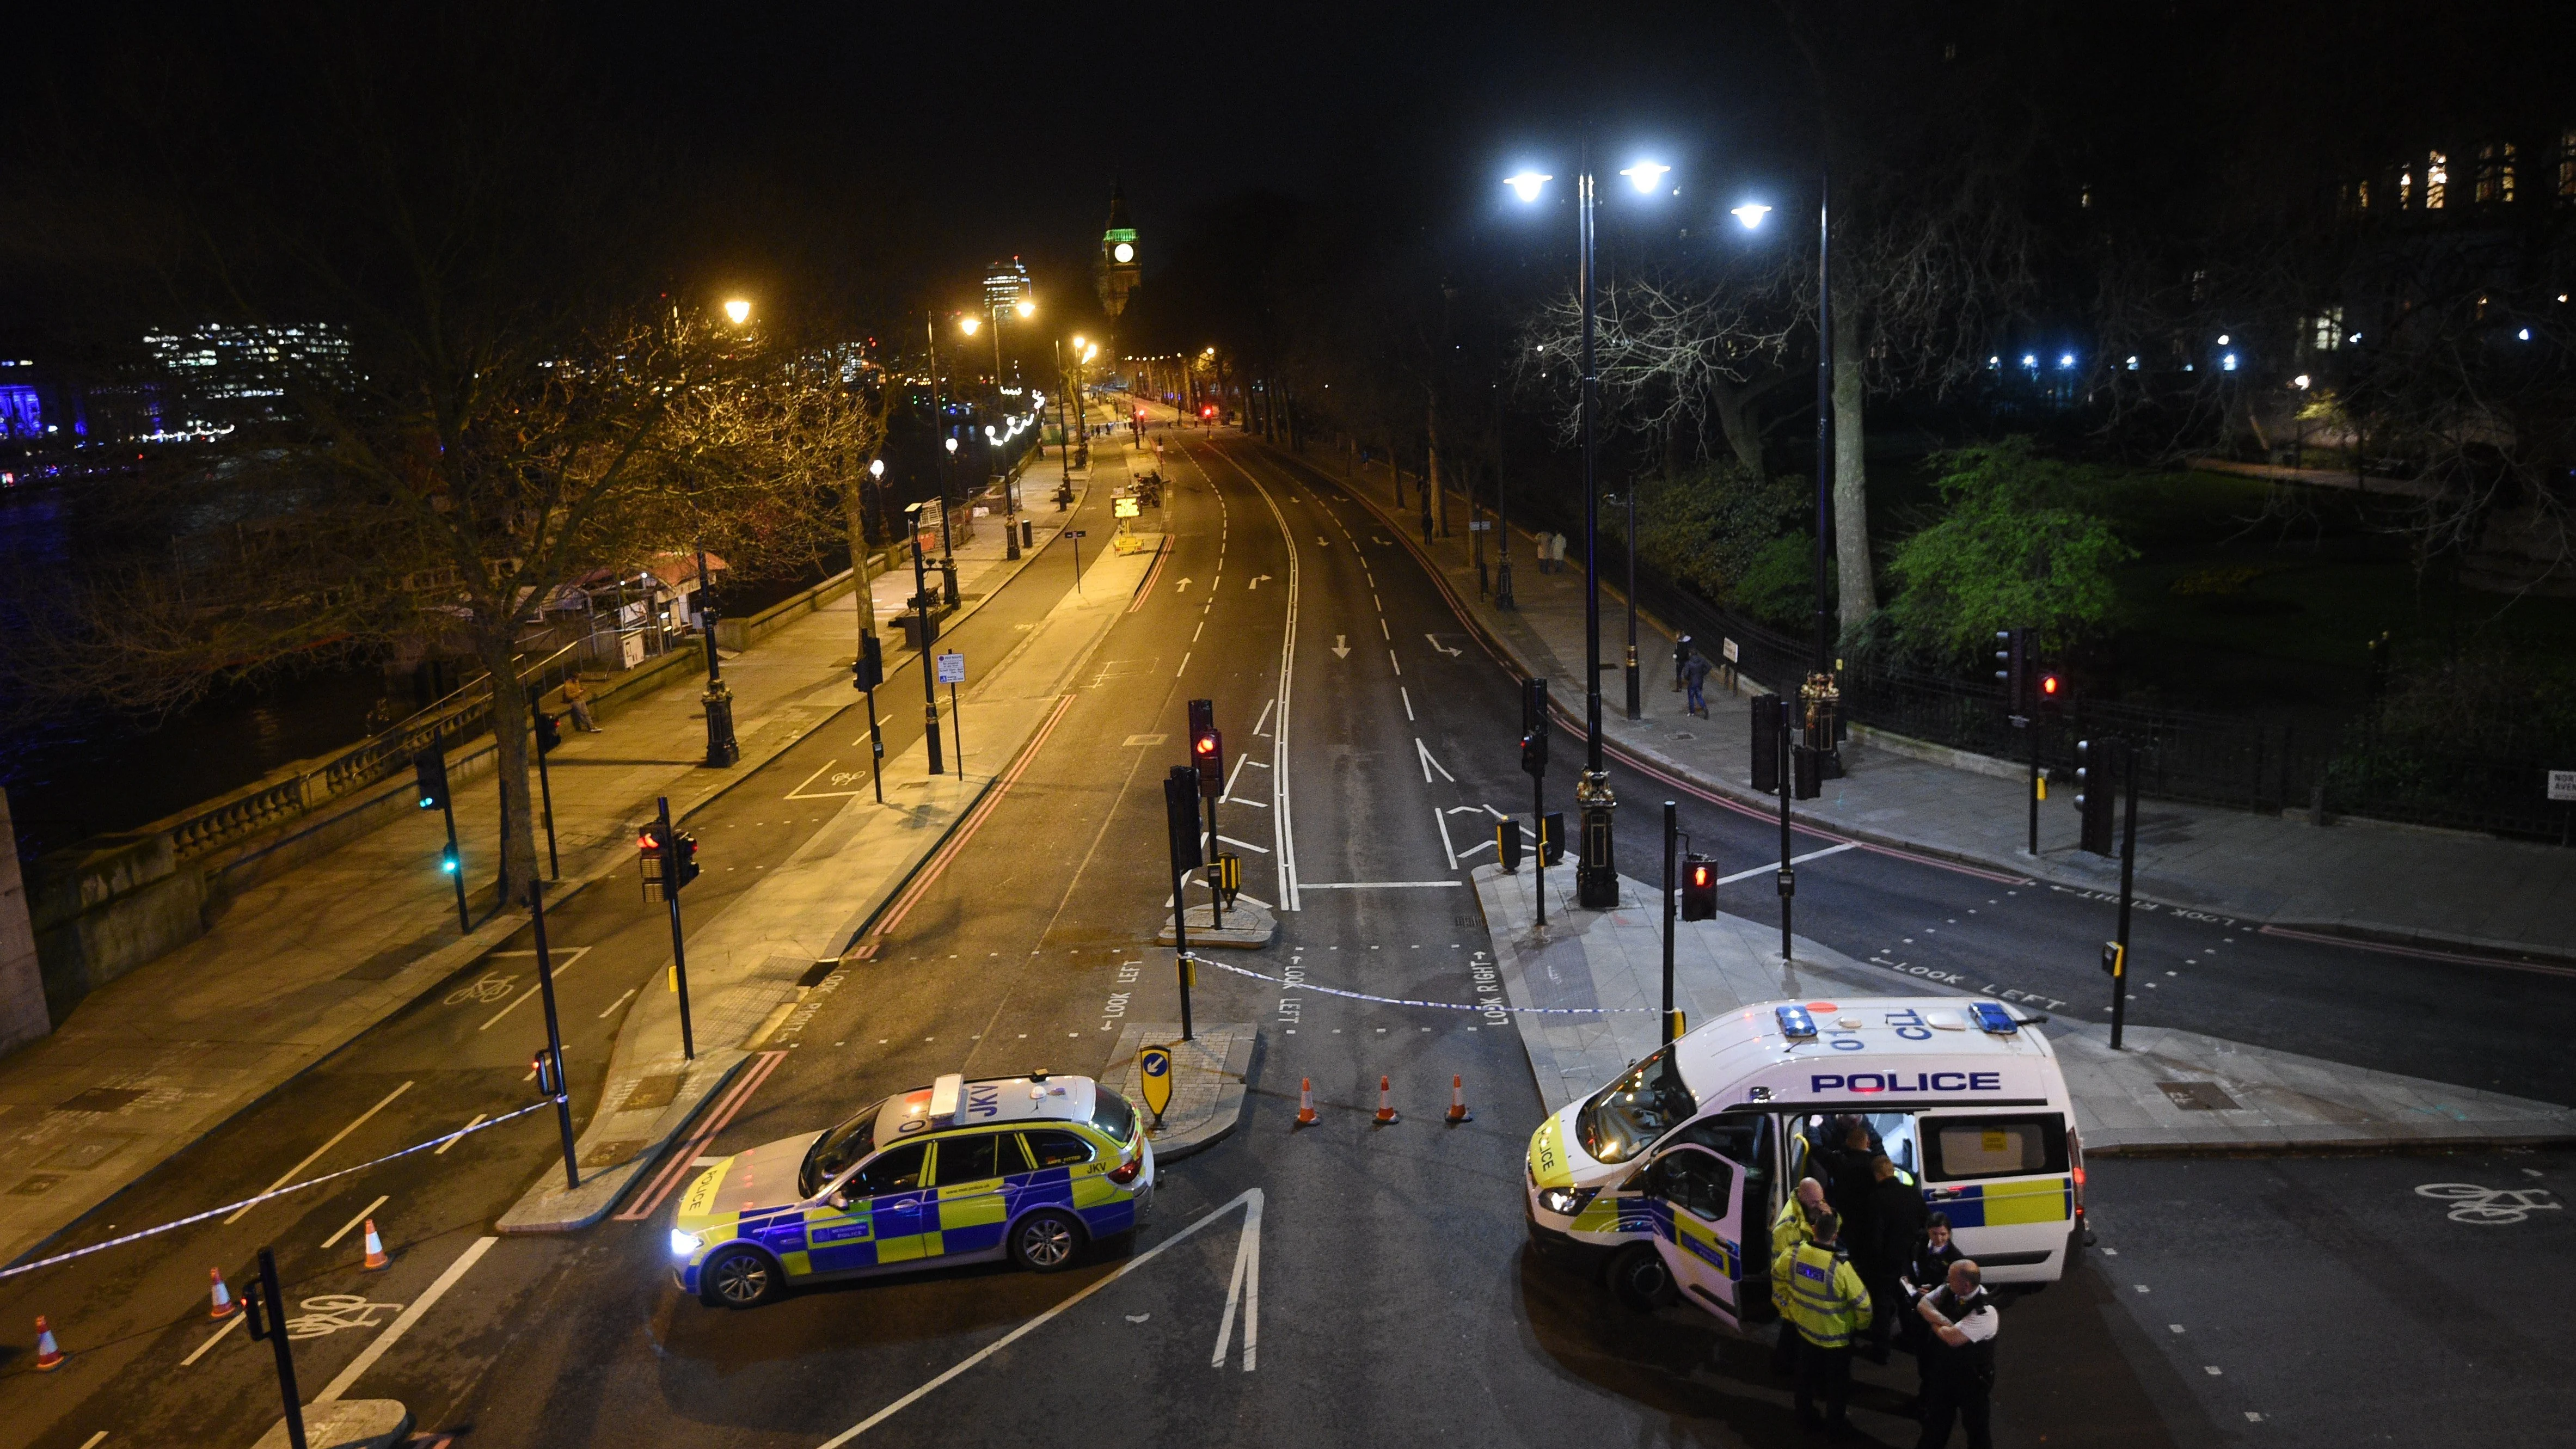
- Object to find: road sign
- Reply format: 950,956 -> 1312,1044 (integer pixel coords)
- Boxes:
1114,496 -> 1142,519
936,652 -> 966,685
1138,1044 -> 1174,1122
2551,769 -> 2576,803
1067,529 -> 1087,537
1722,637 -> 1740,664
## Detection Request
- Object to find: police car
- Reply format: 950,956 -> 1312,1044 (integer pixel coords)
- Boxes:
672,1070 -> 1154,1307
1525,997 -> 2083,1329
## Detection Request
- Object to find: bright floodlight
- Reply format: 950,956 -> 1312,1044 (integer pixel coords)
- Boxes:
2294,373 -> 2311,389
1731,202 -> 1771,229
944,437 -> 959,453
869,458 -> 885,478
2058,353 -> 2075,368
1504,171 -> 1553,203
1620,161 -> 1671,193
2216,334 -> 2230,345
985,426 -> 996,438
959,316 -> 981,335
1015,299 -> 1036,318
2021,354 -> 2038,367
722,298 -> 752,326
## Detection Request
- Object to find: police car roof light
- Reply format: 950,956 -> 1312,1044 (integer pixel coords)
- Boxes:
1774,1004 -> 1817,1040
1970,1002 -> 2018,1035
928,1072 -> 965,1122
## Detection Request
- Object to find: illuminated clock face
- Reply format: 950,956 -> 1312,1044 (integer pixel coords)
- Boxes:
1113,242 -> 1135,263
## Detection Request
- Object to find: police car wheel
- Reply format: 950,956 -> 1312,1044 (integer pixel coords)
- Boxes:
1606,1243 -> 1671,1313
1011,1210 -> 1084,1273
702,1247 -> 778,1308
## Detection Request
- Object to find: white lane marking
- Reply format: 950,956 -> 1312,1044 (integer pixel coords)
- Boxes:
1240,758 -> 1269,769
432,1114 -> 488,1155
1415,738 -> 1455,784
1193,621 -> 1204,641
1388,650 -> 1401,676
1298,881 -> 1465,890
314,1235 -> 498,1403
1457,839 -> 1494,857
1425,634 -> 1463,657
1251,699 -> 1275,736
1213,834 -> 1271,855
78,1435 -> 108,1448
1433,809 -> 1457,870
180,1308 -> 247,1367
1379,618 -> 1390,640
478,948 -> 594,1031
1175,652 -> 1191,676
1223,751 -> 1251,801
225,1082 -> 413,1225
322,1194 -> 391,1249
819,1189 -> 1266,1445
1715,842 -> 1858,886
1400,686 -> 1415,722
1210,1187 -> 1262,1371
598,987 -> 637,1018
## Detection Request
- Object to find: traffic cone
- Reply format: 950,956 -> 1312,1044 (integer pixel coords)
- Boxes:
208,1267 -> 238,1319
1374,1075 -> 1399,1125
360,1219 -> 390,1272
32,1316 -> 63,1371
1295,1078 -> 1317,1127
1446,1073 -> 1473,1125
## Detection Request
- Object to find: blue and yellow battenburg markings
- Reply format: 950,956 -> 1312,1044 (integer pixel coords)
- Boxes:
1637,1196 -> 1741,1281
1930,1176 -> 2073,1229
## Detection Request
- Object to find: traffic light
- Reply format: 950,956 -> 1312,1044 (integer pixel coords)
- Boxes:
1750,693 -> 1783,792
533,710 -> 562,756
668,831 -> 701,894
1995,628 -> 2032,715
852,632 -> 884,691
1496,820 -> 1523,873
1163,768 -> 1204,872
439,843 -> 459,875
414,749 -> 449,811
2099,940 -> 2126,979
1520,678 -> 1550,776
1680,854 -> 1718,920
2073,738 -> 2117,855
1188,699 -> 1223,799
531,1049 -> 562,1097
2036,670 -> 2065,716
637,824 -> 667,891
1539,812 -> 1565,865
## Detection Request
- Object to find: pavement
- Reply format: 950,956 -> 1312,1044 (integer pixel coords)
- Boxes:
1096,1021 -> 1258,1163
1470,857 -> 2576,1152
1313,446 -> 2576,962
0,445 -> 1106,1269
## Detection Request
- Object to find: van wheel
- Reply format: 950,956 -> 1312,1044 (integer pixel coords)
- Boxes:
701,1247 -> 778,1309
1606,1244 -> 1671,1312
1011,1210 -> 1084,1273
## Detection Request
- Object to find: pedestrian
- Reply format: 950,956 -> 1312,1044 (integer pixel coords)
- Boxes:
1552,531 -> 1570,573
1769,1176 -> 1827,1379
1913,1260 -> 2000,1449
1863,1151 -> 1927,1362
560,677 -> 601,733
1774,1208 -> 1870,1435
1672,633 -> 1693,691
1682,649 -> 1713,719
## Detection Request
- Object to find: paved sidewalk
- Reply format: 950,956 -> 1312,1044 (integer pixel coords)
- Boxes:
1099,1022 -> 1259,1164
0,439 -> 1121,1267
1470,861 -> 2576,1154
1299,444 -> 2576,960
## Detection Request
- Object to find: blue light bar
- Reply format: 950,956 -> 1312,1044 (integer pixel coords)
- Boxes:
1775,1005 -> 1817,1040
1970,1002 -> 2017,1034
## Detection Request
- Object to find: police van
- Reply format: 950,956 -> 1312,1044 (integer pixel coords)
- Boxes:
1524,997 -> 2084,1330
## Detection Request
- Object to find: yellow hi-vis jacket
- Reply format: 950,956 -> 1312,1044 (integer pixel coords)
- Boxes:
1772,1239 -> 1871,1349
1769,1198 -> 1814,1310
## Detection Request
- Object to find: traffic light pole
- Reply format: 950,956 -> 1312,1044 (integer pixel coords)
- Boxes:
910,512 -> 946,775
436,727 -> 469,935
657,795 -> 696,1061
864,684 -> 885,803
243,1247 -> 307,1449
1531,771 -> 1547,929
528,880 -> 580,1190
1203,793 -> 1224,930
529,689 -> 560,881
1661,801 -> 1678,1045
2112,741 -> 2140,1051
2027,720 -> 2042,857
1777,713 -> 1796,962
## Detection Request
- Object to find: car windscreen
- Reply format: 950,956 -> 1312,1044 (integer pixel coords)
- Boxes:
1090,1085 -> 1137,1146
799,1098 -> 885,1198
1577,1047 -> 1698,1165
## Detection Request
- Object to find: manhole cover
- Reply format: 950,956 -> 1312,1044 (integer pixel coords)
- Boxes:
10,1175 -> 65,1196
621,1074 -> 685,1113
57,1088 -> 146,1114
2156,1080 -> 2241,1112
579,1140 -> 648,1169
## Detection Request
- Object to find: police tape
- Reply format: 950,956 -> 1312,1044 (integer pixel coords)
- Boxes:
0,1098 -> 556,1284
1191,955 -> 1658,1014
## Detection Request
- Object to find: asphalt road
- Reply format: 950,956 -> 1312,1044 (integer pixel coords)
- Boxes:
0,422 -> 2563,1449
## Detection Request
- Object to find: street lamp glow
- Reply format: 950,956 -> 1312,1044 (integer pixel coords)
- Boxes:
869,458 -> 885,478
2058,353 -> 2076,369
958,315 -> 981,336
1015,299 -> 1036,319
1731,202 -> 1770,229
1619,161 -> 1670,193
1504,171 -> 1553,203
944,437 -> 959,453
2293,373 -> 2311,389
722,298 -> 751,326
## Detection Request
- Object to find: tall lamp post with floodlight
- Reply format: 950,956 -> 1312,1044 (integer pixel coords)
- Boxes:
962,298 -> 1038,558
697,297 -> 757,768
1506,153 -> 1671,908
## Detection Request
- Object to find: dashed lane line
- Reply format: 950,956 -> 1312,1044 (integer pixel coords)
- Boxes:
225,1082 -> 414,1225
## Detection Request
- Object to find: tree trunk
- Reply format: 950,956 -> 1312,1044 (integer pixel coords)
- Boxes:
1830,304 -> 1877,634
1427,392 -> 1449,536
1709,377 -> 1765,475
474,630 -> 540,910
844,481 -> 878,637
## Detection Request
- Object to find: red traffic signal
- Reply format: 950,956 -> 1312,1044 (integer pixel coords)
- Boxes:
2038,672 -> 2063,701
1680,853 -> 1719,920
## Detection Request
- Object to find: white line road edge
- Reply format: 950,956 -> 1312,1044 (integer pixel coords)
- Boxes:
818,1189 -> 1266,1446
1211,1188 -> 1262,1371
1715,842 -> 1859,886
322,1194 -> 391,1250
479,948 -> 592,1031
1433,808 -> 1457,870
1299,881 -> 1464,889
315,1235 -> 498,1404
1209,447 -> 1301,912
225,1082 -> 413,1225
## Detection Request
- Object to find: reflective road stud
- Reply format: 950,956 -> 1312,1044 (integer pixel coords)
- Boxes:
1374,1076 -> 1399,1125
361,1219 -> 390,1272
33,1316 -> 63,1370
1296,1078 -> 1317,1127
1446,1074 -> 1472,1125
210,1267 -> 239,1319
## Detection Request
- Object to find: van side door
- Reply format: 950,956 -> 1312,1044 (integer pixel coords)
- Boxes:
1917,1112 -> 2074,1279
1636,1144 -> 1747,1331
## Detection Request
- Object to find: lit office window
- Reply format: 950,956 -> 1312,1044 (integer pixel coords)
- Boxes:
2426,151 -> 2448,208
2476,142 -> 2516,204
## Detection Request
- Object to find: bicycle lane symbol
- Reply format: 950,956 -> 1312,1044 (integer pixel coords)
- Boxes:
445,973 -> 517,1006
2415,1182 -> 2563,1225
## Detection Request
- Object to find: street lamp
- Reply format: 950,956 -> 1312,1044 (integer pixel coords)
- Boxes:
722,297 -> 752,326
1507,151 -> 1669,909
1731,202 -> 1771,229
965,300 -> 1035,558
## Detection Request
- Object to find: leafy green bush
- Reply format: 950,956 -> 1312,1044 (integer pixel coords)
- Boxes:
1884,437 -> 2135,670
1632,461 -> 1806,616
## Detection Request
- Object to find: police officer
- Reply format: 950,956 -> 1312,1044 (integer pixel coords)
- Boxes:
1775,1209 -> 1871,1434
1914,1259 -> 2000,1449
1769,1176 -> 1827,1378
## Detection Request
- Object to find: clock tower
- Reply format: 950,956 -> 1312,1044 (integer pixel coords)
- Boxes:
1095,183 -> 1140,318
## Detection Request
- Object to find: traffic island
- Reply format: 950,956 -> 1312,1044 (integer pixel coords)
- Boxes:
250,1399 -> 410,1449
1098,1021 -> 1258,1162
1156,899 -> 1277,949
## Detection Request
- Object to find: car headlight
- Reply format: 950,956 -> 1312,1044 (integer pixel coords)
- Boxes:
1536,1186 -> 1597,1218
670,1228 -> 702,1258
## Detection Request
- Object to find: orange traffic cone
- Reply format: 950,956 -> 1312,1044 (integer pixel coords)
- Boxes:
360,1219 -> 390,1272
1446,1073 -> 1473,1125
1295,1078 -> 1317,1127
208,1268 -> 238,1319
32,1316 -> 63,1371
1374,1075 -> 1399,1125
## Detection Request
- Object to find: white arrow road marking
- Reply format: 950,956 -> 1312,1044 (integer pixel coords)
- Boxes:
1715,842 -> 1858,886
1331,635 -> 1351,659
1433,808 -> 1457,870
1249,574 -> 1272,590
1317,536 -> 1330,547
1212,1188 -> 1262,1371
1426,635 -> 1463,656
1175,577 -> 1194,591
1416,738 -> 1455,784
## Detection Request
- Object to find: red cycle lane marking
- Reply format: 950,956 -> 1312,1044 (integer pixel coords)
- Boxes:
616,1049 -> 788,1221
858,691 -> 1077,955
1127,535 -> 1174,612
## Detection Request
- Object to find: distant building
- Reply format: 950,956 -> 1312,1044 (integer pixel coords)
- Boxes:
982,257 -> 1031,314
1096,184 -> 1140,319
136,322 -> 352,440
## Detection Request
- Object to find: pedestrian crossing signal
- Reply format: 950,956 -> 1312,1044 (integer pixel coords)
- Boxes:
1210,852 -> 1242,904
1680,853 -> 1718,920
852,632 -> 884,691
533,711 -> 562,756
2100,940 -> 2125,978
669,831 -> 701,893
1497,820 -> 1523,873
413,750 -> 449,811
1538,812 -> 1565,866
